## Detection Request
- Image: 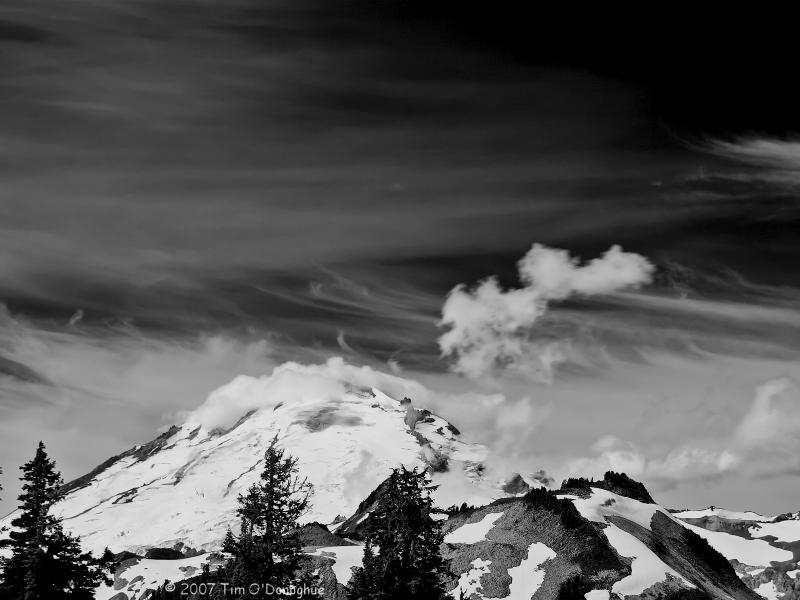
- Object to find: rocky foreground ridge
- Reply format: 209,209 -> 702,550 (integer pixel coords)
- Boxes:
96,472 -> 800,600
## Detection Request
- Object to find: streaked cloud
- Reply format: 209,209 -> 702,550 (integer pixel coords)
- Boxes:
707,138 -> 800,171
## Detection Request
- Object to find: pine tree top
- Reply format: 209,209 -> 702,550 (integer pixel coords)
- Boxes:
0,442 -> 114,599
11,441 -> 63,531
222,434 -> 315,591
348,466 -> 450,600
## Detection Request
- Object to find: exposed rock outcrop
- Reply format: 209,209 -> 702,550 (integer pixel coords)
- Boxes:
295,522 -> 354,549
562,471 -> 656,504
501,473 -> 531,495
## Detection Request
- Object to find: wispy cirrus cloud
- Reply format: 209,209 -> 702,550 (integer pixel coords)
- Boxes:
706,138 -> 800,171
691,137 -> 800,189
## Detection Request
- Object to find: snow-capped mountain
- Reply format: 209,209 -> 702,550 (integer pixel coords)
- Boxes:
1,358 -> 497,555
2,359 -> 798,600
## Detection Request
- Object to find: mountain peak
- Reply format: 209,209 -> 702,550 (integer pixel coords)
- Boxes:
4,359 -> 498,555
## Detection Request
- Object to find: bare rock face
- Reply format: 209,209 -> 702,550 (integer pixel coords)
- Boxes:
531,469 -> 555,487
738,565 -> 800,600
295,522 -> 354,549
501,473 -> 531,495
334,477 -> 391,539
304,555 -> 350,600
562,471 -> 656,504
401,396 -> 426,430
143,547 -> 183,560
679,515 -> 754,537
441,493 -> 630,599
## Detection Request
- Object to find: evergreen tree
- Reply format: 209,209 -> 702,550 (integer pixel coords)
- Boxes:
348,467 -> 450,600
0,442 -> 114,600
223,435 -> 314,599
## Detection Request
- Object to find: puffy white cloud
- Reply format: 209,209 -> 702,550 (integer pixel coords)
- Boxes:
518,244 -> 656,299
438,244 -> 655,379
184,356 -> 435,431
183,356 -> 531,434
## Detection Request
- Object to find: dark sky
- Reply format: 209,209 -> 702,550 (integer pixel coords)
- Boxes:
1,3 -> 798,331
1,1 -> 800,515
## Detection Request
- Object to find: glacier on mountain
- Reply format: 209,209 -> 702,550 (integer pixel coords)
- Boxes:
0,358 -> 500,555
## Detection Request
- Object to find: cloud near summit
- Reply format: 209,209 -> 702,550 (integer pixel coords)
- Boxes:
437,244 -> 655,379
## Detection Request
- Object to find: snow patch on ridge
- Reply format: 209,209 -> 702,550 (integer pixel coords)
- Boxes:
503,541 -> 556,600
444,512 -> 504,544
605,526 -> 686,596
95,555 -> 211,600
754,581 -> 784,600
450,558 -> 492,599
562,489 -> 694,594
674,508 -> 775,522
749,519 -> 800,543
562,488 -> 663,530
682,522 -> 793,566
448,543 -> 556,600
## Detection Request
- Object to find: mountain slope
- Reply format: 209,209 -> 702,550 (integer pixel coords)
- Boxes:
1,359 -> 497,555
